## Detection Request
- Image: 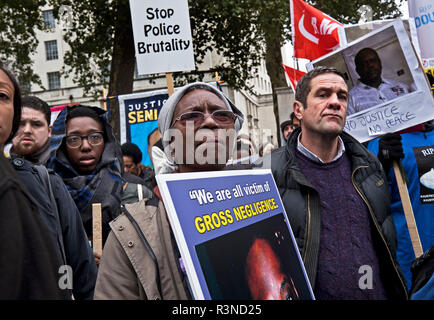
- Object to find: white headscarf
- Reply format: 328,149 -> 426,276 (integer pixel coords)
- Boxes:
155,82 -> 244,174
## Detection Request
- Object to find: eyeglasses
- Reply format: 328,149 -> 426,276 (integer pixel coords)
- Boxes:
65,131 -> 104,148
172,110 -> 237,127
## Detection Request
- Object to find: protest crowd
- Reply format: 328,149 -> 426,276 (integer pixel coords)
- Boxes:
1,1 -> 433,302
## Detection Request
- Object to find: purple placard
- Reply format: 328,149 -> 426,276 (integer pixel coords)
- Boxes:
158,170 -> 314,300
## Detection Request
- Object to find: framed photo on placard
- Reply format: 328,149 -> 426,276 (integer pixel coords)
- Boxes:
307,19 -> 434,143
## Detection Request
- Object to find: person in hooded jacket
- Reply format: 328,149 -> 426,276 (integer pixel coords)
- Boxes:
47,105 -> 151,253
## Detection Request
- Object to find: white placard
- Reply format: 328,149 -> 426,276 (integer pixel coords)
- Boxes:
307,19 -> 434,143
408,0 -> 434,60
129,0 -> 195,75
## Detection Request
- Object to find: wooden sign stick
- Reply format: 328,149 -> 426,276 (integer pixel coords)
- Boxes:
92,203 -> 103,256
166,72 -> 175,96
393,161 -> 424,258
102,88 -> 108,111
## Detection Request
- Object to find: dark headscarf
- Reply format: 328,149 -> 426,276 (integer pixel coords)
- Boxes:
47,105 -> 123,244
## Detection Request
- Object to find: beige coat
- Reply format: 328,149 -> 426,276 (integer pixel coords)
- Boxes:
94,198 -> 189,300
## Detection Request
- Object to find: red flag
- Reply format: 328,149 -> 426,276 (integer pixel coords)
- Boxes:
290,0 -> 342,60
282,64 -> 306,91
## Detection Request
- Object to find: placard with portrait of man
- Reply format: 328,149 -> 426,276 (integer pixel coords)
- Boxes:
307,19 -> 434,143
347,46 -> 412,115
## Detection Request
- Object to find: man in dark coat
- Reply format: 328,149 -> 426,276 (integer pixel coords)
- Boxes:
260,66 -> 408,299
10,96 -> 97,300
0,63 -> 68,299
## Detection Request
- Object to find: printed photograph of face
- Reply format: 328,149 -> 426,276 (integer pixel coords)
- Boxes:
195,213 -> 313,300
309,22 -> 417,117
307,20 -> 434,143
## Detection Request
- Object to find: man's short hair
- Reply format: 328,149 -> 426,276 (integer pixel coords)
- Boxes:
295,66 -> 345,108
22,96 -> 51,125
121,142 -> 142,165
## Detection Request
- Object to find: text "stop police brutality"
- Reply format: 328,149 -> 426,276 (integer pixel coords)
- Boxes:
137,7 -> 191,54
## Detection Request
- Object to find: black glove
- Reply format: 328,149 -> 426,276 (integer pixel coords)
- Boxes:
378,133 -> 404,172
410,246 -> 434,297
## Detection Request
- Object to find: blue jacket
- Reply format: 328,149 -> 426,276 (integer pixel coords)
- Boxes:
11,156 -> 98,300
368,129 -> 434,289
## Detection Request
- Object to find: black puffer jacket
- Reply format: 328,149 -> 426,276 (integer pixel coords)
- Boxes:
259,128 -> 408,299
0,155 -> 69,299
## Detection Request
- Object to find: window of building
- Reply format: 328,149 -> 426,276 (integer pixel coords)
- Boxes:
43,10 -> 56,29
134,62 -> 148,80
47,72 -> 61,90
45,40 -> 58,61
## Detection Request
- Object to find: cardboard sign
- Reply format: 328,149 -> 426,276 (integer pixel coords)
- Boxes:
307,19 -> 434,143
156,169 -> 314,300
129,0 -> 195,75
118,89 -> 169,167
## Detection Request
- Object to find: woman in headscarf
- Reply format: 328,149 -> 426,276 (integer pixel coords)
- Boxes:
94,82 -> 244,300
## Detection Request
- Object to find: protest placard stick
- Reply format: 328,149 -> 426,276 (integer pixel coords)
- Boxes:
92,203 -> 103,256
166,73 -> 175,96
393,161 -> 423,258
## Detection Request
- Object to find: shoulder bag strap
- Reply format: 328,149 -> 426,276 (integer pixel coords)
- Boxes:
34,165 -> 67,266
